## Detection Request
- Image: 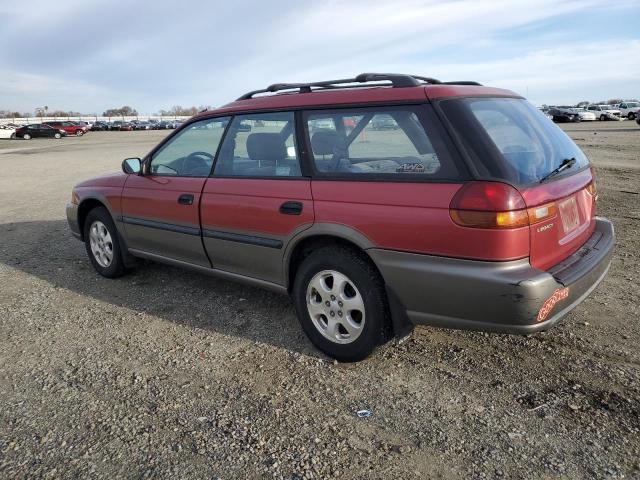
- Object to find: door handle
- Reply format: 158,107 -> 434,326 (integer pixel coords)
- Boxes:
178,193 -> 194,205
279,201 -> 303,215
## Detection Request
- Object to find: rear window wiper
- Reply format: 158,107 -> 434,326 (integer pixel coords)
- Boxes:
539,157 -> 576,183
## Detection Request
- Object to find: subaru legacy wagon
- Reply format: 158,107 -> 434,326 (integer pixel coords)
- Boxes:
67,73 -> 614,361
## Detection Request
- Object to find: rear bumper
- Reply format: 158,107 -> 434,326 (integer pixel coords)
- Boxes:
370,217 -> 614,334
66,202 -> 82,240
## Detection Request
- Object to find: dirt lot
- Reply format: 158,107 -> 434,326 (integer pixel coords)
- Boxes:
1,123 -> 639,479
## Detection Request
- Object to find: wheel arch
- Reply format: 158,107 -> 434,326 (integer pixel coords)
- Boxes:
77,197 -> 111,241
284,224 -> 376,292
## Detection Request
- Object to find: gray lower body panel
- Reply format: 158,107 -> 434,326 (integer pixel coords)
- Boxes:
122,222 -> 210,268
369,218 -> 614,334
66,203 -> 82,239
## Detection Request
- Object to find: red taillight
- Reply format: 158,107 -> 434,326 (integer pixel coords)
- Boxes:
450,182 -> 530,229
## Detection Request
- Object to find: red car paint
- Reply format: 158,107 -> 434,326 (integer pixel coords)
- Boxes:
311,181 -> 530,261
522,168 -> 596,270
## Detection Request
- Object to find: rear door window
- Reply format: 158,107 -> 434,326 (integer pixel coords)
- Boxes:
303,106 -> 461,179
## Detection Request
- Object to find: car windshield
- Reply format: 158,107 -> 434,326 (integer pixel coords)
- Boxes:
440,97 -> 589,185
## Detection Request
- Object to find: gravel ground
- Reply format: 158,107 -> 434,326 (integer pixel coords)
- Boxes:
1,123 -> 639,479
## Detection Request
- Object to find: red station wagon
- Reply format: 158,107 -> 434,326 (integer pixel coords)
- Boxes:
67,73 -> 614,361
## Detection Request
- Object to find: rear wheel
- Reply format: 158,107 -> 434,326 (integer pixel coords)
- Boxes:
23,133 -> 31,140
84,207 -> 126,278
600,114 -> 607,121
292,246 -> 389,362
75,130 -> 84,136
10,133 -> 15,139
628,112 -> 636,120
54,133 -> 61,139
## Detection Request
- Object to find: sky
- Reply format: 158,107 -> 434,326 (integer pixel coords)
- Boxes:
0,0 -> 638,114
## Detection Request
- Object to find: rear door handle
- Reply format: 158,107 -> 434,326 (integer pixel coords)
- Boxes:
178,193 -> 194,205
279,201 -> 303,215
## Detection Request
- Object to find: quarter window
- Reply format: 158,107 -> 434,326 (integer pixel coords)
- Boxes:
304,107 -> 453,177
150,117 -> 230,177
213,112 -> 301,177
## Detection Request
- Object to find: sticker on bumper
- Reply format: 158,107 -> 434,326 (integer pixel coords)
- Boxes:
537,287 -> 570,322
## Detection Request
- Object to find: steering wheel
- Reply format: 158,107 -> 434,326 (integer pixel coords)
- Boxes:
182,151 -> 215,176
188,151 -> 214,161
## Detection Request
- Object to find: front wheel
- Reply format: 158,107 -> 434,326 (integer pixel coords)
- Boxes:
600,114 -> 607,121
83,207 -> 126,278
76,130 -> 84,136
10,133 -> 15,139
628,112 -> 636,120
292,246 -> 389,362
54,133 -> 61,139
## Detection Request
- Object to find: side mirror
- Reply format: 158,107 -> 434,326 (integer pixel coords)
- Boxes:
122,157 -> 141,174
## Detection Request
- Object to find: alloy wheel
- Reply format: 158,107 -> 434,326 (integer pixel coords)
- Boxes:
89,220 -> 114,267
306,270 -> 366,344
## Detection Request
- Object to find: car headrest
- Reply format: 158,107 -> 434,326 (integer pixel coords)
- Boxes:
311,130 -> 342,156
246,133 -> 286,161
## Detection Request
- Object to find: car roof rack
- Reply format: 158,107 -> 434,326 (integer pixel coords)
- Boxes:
236,73 -> 481,100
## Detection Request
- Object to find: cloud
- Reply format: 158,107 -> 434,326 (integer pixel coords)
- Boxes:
0,0 -> 638,112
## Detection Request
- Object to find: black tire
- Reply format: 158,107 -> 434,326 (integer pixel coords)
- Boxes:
292,246 -> 389,362
76,130 -> 84,136
600,114 -> 607,121
628,112 -> 636,120
10,133 -> 15,139
83,207 -> 126,278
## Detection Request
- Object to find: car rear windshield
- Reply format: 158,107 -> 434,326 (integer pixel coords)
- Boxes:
439,97 -> 589,185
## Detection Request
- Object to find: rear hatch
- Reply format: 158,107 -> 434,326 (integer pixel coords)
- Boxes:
438,96 -> 597,270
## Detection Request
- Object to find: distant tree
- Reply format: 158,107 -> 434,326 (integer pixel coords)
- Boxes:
576,101 -> 590,108
0,110 -> 30,118
50,110 -> 79,117
157,105 -> 199,116
607,98 -> 623,105
102,106 -> 138,117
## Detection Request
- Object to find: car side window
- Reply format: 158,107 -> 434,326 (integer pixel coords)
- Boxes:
150,117 -> 230,177
213,111 -> 301,177
304,106 -> 456,178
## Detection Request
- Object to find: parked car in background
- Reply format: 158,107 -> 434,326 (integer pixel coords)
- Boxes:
0,125 -> 16,139
16,124 -> 66,139
109,121 -> 124,131
586,105 -> 621,121
119,122 -> 134,131
154,120 -> 173,129
44,121 -> 87,136
78,121 -> 93,130
91,121 -> 110,131
66,72 -> 613,361
617,102 -> 640,120
548,106 -> 581,123
135,121 -> 152,130
576,109 -> 596,121
371,114 -> 399,130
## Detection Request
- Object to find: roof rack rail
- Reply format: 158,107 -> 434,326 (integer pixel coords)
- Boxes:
236,73 -> 480,100
442,80 -> 482,86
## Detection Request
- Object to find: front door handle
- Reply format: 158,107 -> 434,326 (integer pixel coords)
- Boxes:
279,201 -> 303,215
178,193 -> 194,205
